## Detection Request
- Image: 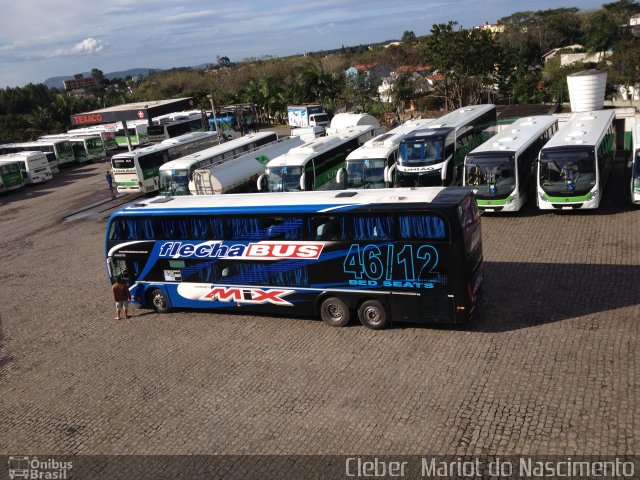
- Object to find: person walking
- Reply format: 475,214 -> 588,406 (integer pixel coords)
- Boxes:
112,275 -> 130,320
105,170 -> 114,192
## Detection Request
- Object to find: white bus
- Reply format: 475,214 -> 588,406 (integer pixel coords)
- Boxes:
40,133 -> 106,163
396,104 -> 496,187
158,131 -> 279,196
68,126 -> 119,151
99,120 -> 149,148
630,123 -> 640,205
110,131 -> 220,194
337,118 -> 434,190
1,140 -> 75,173
190,136 -> 306,195
464,115 -> 558,212
537,109 -> 616,210
0,151 -> 53,184
258,126 -> 380,192
148,110 -> 205,142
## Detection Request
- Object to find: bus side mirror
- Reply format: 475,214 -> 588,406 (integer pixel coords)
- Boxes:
386,164 -> 396,185
299,173 -> 306,190
257,174 -> 267,191
441,158 -> 449,182
336,167 -> 345,185
383,166 -> 390,183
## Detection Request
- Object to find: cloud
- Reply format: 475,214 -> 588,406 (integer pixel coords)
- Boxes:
48,37 -> 105,57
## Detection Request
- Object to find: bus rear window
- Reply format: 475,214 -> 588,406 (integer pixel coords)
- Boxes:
111,156 -> 134,169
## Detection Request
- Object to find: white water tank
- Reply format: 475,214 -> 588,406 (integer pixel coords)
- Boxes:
567,69 -> 607,112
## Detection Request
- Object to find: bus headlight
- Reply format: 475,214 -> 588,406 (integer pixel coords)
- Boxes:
586,190 -> 598,203
538,191 -> 547,201
506,196 -> 515,205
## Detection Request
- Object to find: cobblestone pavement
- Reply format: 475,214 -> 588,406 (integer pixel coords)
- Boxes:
0,154 -> 637,458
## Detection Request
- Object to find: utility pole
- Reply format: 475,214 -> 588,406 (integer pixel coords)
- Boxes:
207,93 -> 221,142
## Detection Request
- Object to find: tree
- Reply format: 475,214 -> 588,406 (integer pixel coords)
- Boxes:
423,22 -> 504,109
91,68 -> 107,86
217,56 -> 231,68
583,10 -> 621,52
607,38 -> 640,101
401,30 -> 417,42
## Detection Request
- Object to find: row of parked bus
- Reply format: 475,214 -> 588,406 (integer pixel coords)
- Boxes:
103,104 -> 636,329
109,104 -> 634,210
0,110 -> 219,195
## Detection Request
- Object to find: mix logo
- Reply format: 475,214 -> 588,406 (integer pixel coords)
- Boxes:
177,284 -> 295,306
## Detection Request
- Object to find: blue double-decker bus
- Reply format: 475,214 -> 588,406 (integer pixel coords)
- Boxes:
105,187 -> 483,329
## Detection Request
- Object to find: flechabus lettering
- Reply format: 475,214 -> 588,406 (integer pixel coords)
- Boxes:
158,241 -> 323,260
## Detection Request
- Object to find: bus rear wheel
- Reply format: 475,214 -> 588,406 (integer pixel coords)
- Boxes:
149,289 -> 171,314
358,300 -> 390,330
320,297 -> 350,327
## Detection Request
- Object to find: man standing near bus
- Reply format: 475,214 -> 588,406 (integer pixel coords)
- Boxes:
105,170 -> 114,192
112,276 -> 130,320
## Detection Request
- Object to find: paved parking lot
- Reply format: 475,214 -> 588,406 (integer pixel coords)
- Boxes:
0,155 -> 638,460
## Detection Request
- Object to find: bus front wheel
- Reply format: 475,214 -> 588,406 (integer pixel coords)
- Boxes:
149,289 -> 171,314
358,300 -> 390,330
320,297 -> 350,327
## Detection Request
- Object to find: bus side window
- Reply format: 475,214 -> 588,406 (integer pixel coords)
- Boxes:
307,216 -> 345,241
398,214 -> 447,240
348,215 -> 393,241
261,216 -> 303,240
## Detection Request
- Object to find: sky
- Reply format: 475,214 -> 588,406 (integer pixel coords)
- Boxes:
0,0 -> 608,88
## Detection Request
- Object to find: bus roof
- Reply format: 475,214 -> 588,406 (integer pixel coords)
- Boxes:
158,132 -> 278,170
543,109 -> 615,149
112,187 -> 472,216
40,134 -> 99,142
153,110 -> 201,124
0,151 -> 46,161
346,118 -> 434,161
13,139 -> 69,147
467,115 -> 557,156
403,104 -> 496,141
159,131 -> 218,146
266,126 -> 376,168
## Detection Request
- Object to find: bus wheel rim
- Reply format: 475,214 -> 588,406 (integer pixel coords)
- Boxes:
328,304 -> 344,320
154,294 -> 167,309
363,306 -> 382,324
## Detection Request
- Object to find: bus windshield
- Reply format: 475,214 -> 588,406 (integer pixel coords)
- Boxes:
346,159 -> 386,189
395,169 -> 442,188
539,148 -> 595,196
399,135 -> 445,166
267,166 -> 302,192
465,154 -> 515,198
159,169 -> 190,196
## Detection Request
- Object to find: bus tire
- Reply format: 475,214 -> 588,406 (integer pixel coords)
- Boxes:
319,297 -> 350,327
149,289 -> 171,314
358,300 -> 390,330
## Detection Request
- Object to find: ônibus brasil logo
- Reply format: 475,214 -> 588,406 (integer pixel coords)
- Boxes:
158,241 -> 323,260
